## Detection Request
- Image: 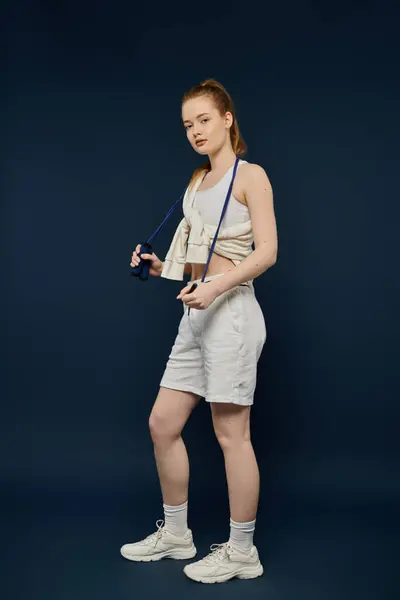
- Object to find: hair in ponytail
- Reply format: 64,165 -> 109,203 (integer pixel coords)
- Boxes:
182,79 -> 247,187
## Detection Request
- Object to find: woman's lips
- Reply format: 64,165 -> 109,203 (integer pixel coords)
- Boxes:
196,140 -> 207,146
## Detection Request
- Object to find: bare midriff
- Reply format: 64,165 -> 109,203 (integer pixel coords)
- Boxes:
189,253 -> 236,282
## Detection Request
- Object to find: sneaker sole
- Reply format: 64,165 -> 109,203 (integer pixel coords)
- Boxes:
183,561 -> 264,583
120,545 -> 197,562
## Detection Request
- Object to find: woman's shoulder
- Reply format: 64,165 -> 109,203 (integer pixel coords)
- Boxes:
240,160 -> 268,176
238,161 -> 272,189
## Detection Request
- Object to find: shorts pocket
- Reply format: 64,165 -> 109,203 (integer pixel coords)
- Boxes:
226,287 -> 245,334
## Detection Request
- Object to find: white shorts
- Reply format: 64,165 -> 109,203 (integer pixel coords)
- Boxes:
160,274 -> 267,405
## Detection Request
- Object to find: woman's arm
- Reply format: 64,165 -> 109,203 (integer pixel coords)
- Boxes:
156,262 -> 190,277
213,163 -> 277,296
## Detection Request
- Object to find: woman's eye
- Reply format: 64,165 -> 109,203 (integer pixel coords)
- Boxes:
202,118 -> 209,124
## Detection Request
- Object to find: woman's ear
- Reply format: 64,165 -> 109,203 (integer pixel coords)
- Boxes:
224,111 -> 233,129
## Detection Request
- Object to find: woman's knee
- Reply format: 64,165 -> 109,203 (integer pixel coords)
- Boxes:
211,404 -> 251,450
149,387 -> 200,444
148,410 -> 181,444
215,429 -> 251,451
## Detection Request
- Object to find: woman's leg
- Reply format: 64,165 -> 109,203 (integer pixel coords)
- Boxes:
149,386 -> 201,506
210,403 -> 259,523
119,387 -> 201,562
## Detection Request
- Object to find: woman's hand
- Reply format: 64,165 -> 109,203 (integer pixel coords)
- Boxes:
130,244 -> 163,277
176,281 -> 220,310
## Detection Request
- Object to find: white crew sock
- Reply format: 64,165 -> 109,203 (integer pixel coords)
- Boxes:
228,518 -> 256,553
162,500 -> 188,536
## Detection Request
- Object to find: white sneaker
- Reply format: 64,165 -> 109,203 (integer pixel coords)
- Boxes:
183,541 -> 264,583
120,519 -> 197,562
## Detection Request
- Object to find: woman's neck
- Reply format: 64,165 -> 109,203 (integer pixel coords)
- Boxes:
208,144 -> 237,173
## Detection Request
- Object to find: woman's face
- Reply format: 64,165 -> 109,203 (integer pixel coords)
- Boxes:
182,96 -> 232,156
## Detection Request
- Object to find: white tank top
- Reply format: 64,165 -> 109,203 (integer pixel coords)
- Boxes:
193,159 -> 250,227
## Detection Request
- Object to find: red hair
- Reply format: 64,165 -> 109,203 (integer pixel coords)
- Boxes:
182,79 -> 247,188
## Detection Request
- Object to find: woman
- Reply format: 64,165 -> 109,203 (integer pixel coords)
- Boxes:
122,79 -> 278,584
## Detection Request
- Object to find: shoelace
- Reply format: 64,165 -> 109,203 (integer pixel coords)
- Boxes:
143,519 -> 165,547
202,542 -> 234,565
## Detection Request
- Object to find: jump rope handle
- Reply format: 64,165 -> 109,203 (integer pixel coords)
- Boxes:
132,248 -> 199,290
131,189 -> 187,282
131,242 -> 153,281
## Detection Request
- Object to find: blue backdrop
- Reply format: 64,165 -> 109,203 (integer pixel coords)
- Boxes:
2,1 -> 399,599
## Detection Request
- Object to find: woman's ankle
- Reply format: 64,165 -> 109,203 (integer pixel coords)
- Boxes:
163,500 -> 189,535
